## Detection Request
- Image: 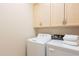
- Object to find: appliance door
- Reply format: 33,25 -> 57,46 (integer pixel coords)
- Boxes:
27,41 -> 45,56
47,45 -> 79,56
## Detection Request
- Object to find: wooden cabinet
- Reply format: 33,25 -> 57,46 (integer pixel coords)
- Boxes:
65,3 -> 79,26
51,3 -> 64,26
33,4 -> 50,27
33,3 -> 79,28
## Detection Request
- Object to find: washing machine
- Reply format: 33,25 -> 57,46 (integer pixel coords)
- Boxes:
47,40 -> 79,56
27,34 -> 51,56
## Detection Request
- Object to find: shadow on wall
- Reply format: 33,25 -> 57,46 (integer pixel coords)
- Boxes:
35,26 -> 79,35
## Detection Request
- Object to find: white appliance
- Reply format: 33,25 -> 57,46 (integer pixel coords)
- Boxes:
47,40 -> 79,56
27,34 -> 51,56
63,34 -> 79,46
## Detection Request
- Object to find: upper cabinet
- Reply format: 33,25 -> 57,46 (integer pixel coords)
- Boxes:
33,4 -> 50,27
51,3 -> 64,26
33,3 -> 79,28
65,3 -> 79,26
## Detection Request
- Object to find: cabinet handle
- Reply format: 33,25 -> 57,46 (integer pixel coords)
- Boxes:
40,22 -> 42,26
63,19 -> 67,25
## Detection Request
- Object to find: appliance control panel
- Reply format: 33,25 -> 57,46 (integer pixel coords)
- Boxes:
51,34 -> 64,40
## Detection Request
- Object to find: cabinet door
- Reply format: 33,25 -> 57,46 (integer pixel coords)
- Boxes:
51,3 -> 64,26
65,3 -> 79,26
33,3 -> 50,27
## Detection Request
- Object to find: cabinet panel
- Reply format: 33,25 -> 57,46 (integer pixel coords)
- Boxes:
65,3 -> 79,26
51,3 -> 64,26
33,4 -> 50,27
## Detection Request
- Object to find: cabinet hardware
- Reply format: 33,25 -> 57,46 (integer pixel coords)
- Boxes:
40,22 -> 42,26
63,19 -> 67,25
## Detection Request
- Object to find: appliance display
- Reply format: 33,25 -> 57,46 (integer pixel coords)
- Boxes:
51,34 -> 64,40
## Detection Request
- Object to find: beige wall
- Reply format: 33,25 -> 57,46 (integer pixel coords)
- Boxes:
0,3 -> 35,56
35,26 -> 79,35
